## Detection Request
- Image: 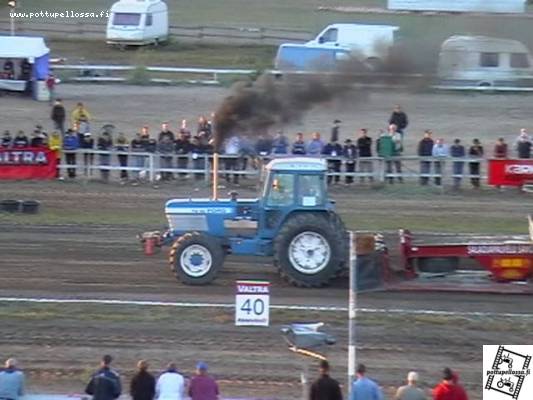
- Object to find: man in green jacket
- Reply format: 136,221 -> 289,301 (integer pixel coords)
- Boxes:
377,125 -> 403,183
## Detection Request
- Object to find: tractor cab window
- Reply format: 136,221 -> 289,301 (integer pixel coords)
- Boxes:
298,174 -> 325,206
266,173 -> 295,207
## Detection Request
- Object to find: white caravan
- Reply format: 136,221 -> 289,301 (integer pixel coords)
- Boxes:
438,35 -> 533,87
106,0 -> 169,46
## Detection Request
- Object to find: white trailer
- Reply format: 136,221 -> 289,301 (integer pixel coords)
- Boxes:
106,0 -> 169,46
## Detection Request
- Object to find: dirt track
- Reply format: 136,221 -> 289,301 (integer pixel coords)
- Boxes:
0,194 -> 532,400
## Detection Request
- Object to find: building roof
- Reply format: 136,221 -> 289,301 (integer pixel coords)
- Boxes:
0,36 -> 49,59
266,157 -> 327,172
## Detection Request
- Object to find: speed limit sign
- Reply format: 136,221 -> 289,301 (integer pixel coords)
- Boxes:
235,280 -> 270,327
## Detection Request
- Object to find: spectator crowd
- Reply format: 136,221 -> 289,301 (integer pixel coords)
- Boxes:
0,356 -> 470,400
1,102 -> 532,188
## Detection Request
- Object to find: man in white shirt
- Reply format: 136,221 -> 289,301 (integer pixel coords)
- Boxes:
156,363 -> 185,400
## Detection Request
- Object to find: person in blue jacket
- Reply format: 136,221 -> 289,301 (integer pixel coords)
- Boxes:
63,129 -> 79,178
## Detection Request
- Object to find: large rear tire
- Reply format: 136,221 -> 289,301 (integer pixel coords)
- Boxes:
274,213 -> 347,287
169,232 -> 223,285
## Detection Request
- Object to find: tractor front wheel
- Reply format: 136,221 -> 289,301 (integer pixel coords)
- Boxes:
274,213 -> 345,287
169,232 -> 224,285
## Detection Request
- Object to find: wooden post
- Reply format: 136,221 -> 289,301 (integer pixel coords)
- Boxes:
212,152 -> 219,200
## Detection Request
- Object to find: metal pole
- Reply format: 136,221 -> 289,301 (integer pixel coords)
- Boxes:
212,152 -> 219,200
348,230 -> 357,399
10,15 -> 15,36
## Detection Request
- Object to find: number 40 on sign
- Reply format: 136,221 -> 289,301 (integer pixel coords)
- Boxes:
235,280 -> 270,327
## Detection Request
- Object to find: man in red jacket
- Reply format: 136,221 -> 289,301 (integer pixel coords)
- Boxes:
433,368 -> 468,400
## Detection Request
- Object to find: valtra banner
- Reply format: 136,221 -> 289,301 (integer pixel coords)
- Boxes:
0,147 -> 58,180
488,159 -> 533,186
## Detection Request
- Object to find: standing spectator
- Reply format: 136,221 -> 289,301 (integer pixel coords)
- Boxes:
175,130 -> 192,179
141,126 -> 157,153
468,139 -> 484,188
179,119 -> 192,140
310,360 -> 342,400
197,116 -> 212,139
1,130 -> 12,148
46,73 -> 58,104
191,136 -> 207,181
432,368 -> 468,400
71,102 -> 91,134
450,139 -> 465,190
271,131 -> 289,155
377,129 -> 395,184
223,135 -> 241,185
130,360 -> 156,400
49,131 -> 63,179
12,131 -> 29,148
357,129 -> 373,183
156,363 -> 185,400
158,135 -> 175,181
3,59 -> 14,79
158,122 -> 175,143
239,136 -> 256,179
432,138 -> 449,186
131,132 -> 146,183
115,132 -> 129,182
50,99 -> 66,135
389,105 -> 408,136
97,132 -> 113,182
493,138 -> 508,159
308,132 -> 325,156
30,130 -> 45,147
323,138 -> 343,185
188,362 -> 219,400
344,138 -> 357,185
291,132 -> 307,155
331,119 -> 341,142
81,133 -> 95,177
516,133 -> 531,159
394,371 -> 426,400
350,364 -> 383,400
0,358 -> 25,400
391,125 -> 404,183
255,133 -> 273,157
85,355 -> 122,400
63,129 -> 79,179
417,130 -> 434,185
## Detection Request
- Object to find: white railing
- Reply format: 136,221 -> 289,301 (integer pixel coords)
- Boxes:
56,150 -> 496,187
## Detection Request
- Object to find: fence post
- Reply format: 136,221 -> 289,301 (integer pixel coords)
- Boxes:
204,154 -> 210,184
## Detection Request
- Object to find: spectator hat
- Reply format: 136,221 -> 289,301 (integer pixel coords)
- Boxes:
84,132 -> 92,137
196,361 -> 208,371
333,119 -> 341,123
344,139 -> 352,143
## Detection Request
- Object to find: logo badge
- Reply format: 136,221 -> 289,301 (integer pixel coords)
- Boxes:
484,345 -> 532,399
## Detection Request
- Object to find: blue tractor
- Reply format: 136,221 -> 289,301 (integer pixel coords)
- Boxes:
165,157 -> 348,287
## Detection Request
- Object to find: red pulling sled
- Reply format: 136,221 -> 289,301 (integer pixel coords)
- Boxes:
399,216 -> 533,282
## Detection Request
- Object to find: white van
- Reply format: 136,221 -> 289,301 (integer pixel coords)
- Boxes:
438,35 -> 533,87
106,0 -> 169,46
305,24 -> 399,69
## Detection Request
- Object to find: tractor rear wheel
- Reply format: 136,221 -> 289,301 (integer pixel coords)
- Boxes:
169,232 -> 224,285
274,213 -> 346,287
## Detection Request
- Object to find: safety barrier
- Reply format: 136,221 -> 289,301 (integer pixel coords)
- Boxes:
54,149 -> 497,187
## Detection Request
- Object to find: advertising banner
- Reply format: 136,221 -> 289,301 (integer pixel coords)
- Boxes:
488,159 -> 533,186
0,147 -> 58,180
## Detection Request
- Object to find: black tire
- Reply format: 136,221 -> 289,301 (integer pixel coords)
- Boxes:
417,257 -> 459,274
169,232 -> 223,285
274,213 -> 347,287
329,212 -> 349,277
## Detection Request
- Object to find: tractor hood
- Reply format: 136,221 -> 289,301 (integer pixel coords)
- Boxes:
165,198 -> 258,236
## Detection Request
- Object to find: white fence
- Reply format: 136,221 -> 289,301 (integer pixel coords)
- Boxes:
57,150 -> 493,187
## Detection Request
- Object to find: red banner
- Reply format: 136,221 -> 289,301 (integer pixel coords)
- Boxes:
488,159 -> 533,186
0,147 -> 58,180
